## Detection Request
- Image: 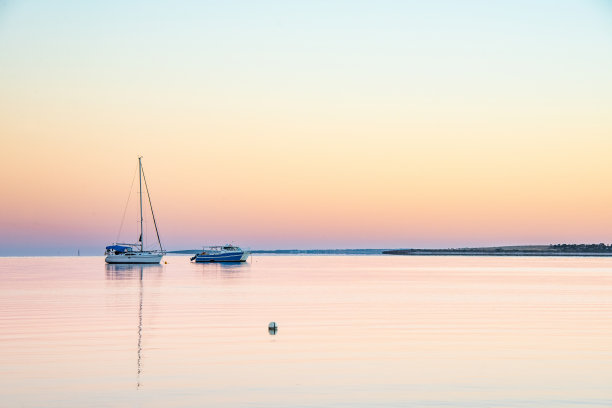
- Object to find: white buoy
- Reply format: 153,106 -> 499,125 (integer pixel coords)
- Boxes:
268,322 -> 277,330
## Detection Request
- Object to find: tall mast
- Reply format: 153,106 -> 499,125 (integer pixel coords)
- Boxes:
139,156 -> 143,252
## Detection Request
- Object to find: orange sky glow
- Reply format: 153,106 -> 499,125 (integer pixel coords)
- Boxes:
1,1 -> 611,254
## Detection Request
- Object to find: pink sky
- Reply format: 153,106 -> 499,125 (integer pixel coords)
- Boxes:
1,1 -> 611,254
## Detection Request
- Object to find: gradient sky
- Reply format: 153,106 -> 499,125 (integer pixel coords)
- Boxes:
1,0 -> 612,255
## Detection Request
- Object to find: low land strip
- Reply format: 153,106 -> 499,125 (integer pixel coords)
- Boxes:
383,244 -> 612,256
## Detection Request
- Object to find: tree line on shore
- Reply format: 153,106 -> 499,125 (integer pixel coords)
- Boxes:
384,243 -> 612,255
549,243 -> 612,252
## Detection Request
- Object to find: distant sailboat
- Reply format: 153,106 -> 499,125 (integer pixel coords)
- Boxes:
105,157 -> 165,264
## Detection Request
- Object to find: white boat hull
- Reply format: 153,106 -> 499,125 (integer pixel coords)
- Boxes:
105,253 -> 163,264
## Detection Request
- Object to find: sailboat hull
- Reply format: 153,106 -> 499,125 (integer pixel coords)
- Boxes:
105,253 -> 163,264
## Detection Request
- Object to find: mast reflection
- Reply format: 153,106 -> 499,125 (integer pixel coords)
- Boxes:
104,264 -> 162,388
137,267 -> 143,389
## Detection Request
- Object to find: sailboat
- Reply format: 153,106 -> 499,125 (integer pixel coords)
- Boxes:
105,157 -> 165,264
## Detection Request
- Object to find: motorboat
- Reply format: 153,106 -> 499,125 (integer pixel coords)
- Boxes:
190,245 -> 250,262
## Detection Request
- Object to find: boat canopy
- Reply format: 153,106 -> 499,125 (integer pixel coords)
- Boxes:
106,245 -> 132,253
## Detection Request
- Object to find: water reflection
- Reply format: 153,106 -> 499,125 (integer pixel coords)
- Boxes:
195,262 -> 249,270
2,256 -> 612,407
137,270 -> 143,389
194,261 -> 251,279
105,263 -> 163,280
104,264 -> 160,389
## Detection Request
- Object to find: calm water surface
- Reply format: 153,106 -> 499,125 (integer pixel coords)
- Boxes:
1,255 -> 611,407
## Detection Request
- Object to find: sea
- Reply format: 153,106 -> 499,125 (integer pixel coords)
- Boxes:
1,255 -> 611,407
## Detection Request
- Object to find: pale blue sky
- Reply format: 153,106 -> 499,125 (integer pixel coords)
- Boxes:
1,1 -> 612,254
2,0 -> 611,104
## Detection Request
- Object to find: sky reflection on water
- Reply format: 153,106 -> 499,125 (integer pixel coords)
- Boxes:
0,255 -> 611,407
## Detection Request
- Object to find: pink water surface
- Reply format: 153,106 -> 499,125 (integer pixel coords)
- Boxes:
1,255 -> 611,407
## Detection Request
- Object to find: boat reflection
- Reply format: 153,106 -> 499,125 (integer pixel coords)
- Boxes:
193,261 -> 251,278
105,263 -> 163,280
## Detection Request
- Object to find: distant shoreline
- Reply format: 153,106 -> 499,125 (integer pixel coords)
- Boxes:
5,244 -> 612,257
382,250 -> 612,257
168,249 -> 387,255
383,244 -> 612,257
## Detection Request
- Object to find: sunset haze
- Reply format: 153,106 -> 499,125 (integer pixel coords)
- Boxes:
1,0 -> 611,255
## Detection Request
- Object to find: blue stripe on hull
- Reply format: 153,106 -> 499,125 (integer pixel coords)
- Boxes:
194,252 -> 246,262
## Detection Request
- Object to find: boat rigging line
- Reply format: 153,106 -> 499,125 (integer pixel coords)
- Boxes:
141,163 -> 164,252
